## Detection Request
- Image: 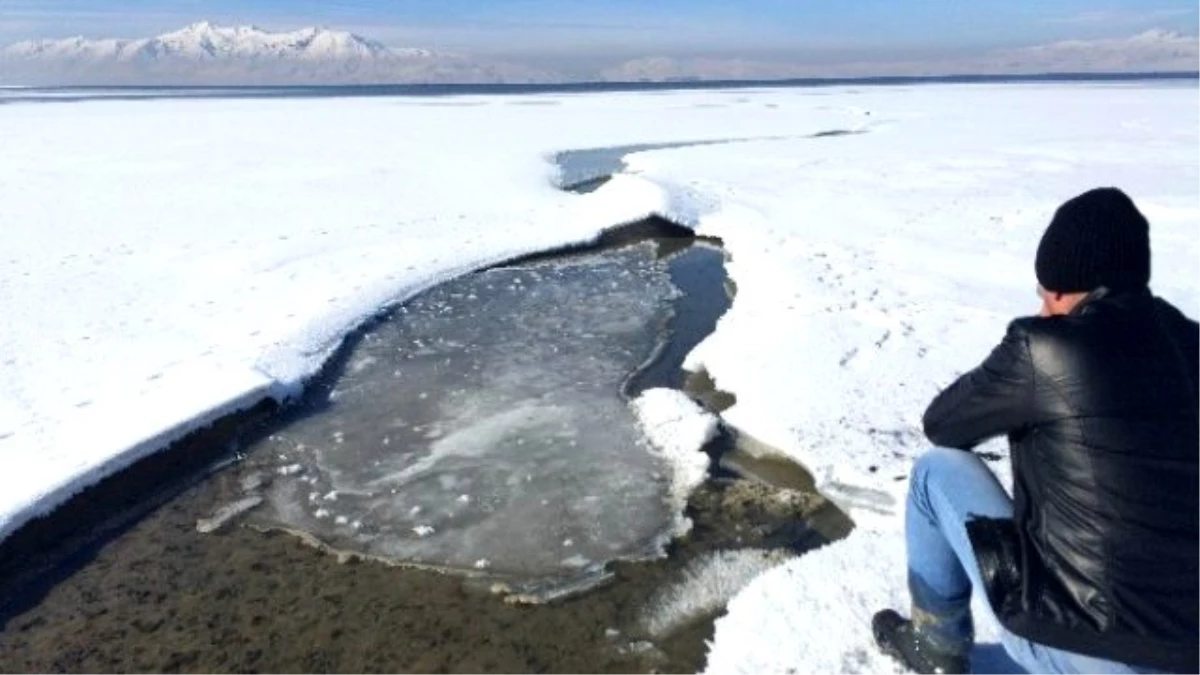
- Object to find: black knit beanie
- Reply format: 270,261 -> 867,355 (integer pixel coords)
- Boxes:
1035,187 -> 1151,293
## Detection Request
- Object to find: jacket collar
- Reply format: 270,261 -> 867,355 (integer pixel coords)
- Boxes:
1071,286 -> 1152,316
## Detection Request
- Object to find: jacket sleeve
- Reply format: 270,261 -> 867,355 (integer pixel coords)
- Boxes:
923,320 -> 1034,450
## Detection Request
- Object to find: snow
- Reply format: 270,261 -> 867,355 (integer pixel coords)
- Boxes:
7,24 -> 1196,88
601,31 -> 1200,80
152,23 -> 392,60
0,22 -> 546,85
702,530 -> 1020,674
993,30 -> 1199,74
631,387 -> 719,536
640,549 -> 794,639
3,24 -> 393,62
1,82 -> 1196,670
633,87 -> 1197,671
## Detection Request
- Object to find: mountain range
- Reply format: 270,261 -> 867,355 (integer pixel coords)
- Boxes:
0,22 -> 552,85
2,23 -> 1196,86
602,30 -> 1200,82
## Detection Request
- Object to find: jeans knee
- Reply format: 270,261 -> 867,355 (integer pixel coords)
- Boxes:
909,447 -> 973,515
911,446 -> 951,487
914,447 -> 978,481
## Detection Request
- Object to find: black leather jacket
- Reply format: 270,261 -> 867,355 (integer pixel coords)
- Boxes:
923,289 -> 1198,673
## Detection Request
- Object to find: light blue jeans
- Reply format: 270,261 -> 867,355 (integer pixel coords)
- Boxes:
906,447 -> 1155,674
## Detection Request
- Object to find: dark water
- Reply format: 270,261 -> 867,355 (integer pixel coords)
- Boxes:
1,72 -> 1194,105
0,236 -> 844,672
0,94 -> 881,670
225,242 -> 689,602
0,227 -> 847,673
626,243 -> 730,394
0,470 -> 836,673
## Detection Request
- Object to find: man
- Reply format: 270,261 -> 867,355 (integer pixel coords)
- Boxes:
872,187 -> 1199,674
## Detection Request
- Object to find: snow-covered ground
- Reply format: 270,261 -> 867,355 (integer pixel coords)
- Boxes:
639,86 -> 1198,672
1,83 -> 1196,671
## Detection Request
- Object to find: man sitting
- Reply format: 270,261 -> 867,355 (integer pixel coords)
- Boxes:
873,187 -> 1199,674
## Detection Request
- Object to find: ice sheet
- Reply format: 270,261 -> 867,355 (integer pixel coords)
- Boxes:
238,246 -> 685,597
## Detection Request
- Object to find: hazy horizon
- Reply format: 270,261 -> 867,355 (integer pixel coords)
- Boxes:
2,1 -> 1198,84
4,1 -> 1198,66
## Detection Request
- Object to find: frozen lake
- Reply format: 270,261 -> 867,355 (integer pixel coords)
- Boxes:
0,81 -> 1194,672
228,240 -> 721,599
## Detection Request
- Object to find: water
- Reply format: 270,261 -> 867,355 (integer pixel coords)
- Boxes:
228,243 -> 696,599
0,225 -> 851,672
1,73 -> 1193,105
626,242 -> 730,394
555,142 -> 730,192
0,91 -> 862,669
553,127 -> 873,193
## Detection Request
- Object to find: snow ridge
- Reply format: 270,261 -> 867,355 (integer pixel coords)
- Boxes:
1,22 -> 547,85
631,388 -> 720,537
5,23 -> 397,62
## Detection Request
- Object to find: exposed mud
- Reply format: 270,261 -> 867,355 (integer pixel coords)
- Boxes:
0,462 -> 837,673
0,179 -> 844,675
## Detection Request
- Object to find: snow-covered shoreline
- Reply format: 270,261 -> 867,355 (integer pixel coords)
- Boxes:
633,86 -> 1198,672
1,83 -> 1195,671
0,89 -> 850,542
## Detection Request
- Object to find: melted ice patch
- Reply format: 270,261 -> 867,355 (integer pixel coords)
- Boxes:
238,244 -> 685,598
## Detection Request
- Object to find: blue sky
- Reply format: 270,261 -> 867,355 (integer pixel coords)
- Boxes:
2,0 -> 1196,66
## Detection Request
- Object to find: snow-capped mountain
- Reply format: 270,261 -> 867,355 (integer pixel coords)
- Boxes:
600,29 -> 1199,82
0,22 -> 552,85
989,29 -> 1199,73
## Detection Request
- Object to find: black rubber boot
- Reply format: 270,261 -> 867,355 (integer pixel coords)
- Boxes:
872,609 -> 969,674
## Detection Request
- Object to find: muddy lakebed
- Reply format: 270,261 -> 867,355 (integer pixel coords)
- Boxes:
0,224 -> 851,673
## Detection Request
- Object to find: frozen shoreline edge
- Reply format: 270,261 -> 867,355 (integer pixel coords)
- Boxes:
0,250 -> 597,546
0,173 -> 705,550
2,157 -> 839,673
